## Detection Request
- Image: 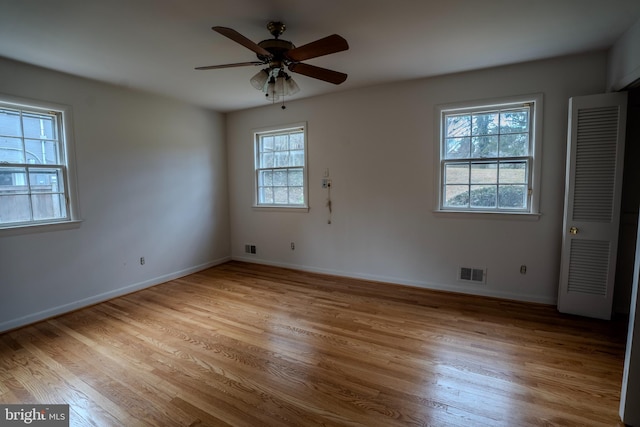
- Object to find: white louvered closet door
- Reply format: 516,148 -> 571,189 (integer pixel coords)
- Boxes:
558,92 -> 628,319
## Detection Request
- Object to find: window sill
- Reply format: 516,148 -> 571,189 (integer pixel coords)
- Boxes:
433,210 -> 541,221
252,205 -> 309,213
0,219 -> 83,237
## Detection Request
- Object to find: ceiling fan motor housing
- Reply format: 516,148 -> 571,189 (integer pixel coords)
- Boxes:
257,39 -> 296,64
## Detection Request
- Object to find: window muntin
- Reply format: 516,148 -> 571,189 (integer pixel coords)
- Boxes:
439,98 -> 539,213
0,100 -> 76,229
255,124 -> 307,208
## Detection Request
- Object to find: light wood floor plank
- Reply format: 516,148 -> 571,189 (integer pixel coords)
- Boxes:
0,261 -> 628,426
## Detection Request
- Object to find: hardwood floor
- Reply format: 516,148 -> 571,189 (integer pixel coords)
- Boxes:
0,261 -> 629,426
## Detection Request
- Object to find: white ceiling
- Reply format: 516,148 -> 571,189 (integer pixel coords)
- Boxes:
1,0 -> 639,113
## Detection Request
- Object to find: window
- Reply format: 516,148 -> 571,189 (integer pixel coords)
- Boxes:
0,95 -> 80,232
254,123 -> 307,208
436,94 -> 542,214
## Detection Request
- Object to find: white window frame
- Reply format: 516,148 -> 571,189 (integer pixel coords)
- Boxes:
434,94 -> 543,219
0,94 -> 81,236
253,122 -> 308,211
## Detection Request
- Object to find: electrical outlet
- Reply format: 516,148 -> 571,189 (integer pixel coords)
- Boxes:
140,257 -> 145,265
322,179 -> 332,188
291,242 -> 295,250
520,265 -> 527,274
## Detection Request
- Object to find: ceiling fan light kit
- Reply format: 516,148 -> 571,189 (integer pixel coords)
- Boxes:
249,69 -> 269,90
251,67 -> 300,104
196,21 -> 348,109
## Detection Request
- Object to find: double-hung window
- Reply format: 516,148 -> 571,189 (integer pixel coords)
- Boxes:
436,94 -> 542,215
254,123 -> 308,209
0,95 -> 80,232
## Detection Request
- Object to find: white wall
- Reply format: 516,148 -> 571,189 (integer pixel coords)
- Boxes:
227,52 -> 607,304
0,58 -> 230,331
608,16 -> 640,90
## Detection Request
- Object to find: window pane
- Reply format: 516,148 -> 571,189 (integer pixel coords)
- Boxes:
25,139 -> 60,164
444,137 -> 470,159
288,169 -> 303,186
30,168 -> 65,193
274,187 -> 288,204
273,170 -> 287,186
445,115 -> 470,137
260,136 -> 274,152
258,170 -> 273,186
498,185 -> 527,209
23,113 -> 57,140
0,137 -> 25,163
290,132 -> 304,149
0,109 -> 22,137
0,194 -> 31,224
499,133 -> 528,157
471,136 -> 498,158
274,134 -> 288,151
275,151 -> 290,167
499,161 -> 527,184
0,170 -> 13,186
470,163 -> 497,184
32,193 -> 67,220
258,187 -> 273,204
444,185 -> 469,207
472,113 -> 499,135
289,187 -> 304,204
290,150 -> 304,167
260,153 -> 274,168
0,167 -> 27,189
470,185 -> 497,208
444,163 -> 469,184
500,109 -> 529,134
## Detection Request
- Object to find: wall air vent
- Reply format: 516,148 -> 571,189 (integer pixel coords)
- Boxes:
458,266 -> 487,284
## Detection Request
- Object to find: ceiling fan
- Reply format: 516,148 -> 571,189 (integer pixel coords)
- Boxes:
196,21 -> 349,105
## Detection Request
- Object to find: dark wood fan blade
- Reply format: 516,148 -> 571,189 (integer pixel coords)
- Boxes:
195,61 -> 263,70
212,26 -> 272,58
285,34 -> 348,62
288,63 -> 347,85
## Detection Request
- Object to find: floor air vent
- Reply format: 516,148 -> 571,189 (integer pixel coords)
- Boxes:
458,267 -> 487,284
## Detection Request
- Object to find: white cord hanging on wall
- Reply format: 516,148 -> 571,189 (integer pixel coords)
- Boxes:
326,183 -> 332,224
322,171 -> 332,224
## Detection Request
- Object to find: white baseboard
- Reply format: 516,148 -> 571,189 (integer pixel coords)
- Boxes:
231,256 -> 557,306
0,256 -> 230,333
